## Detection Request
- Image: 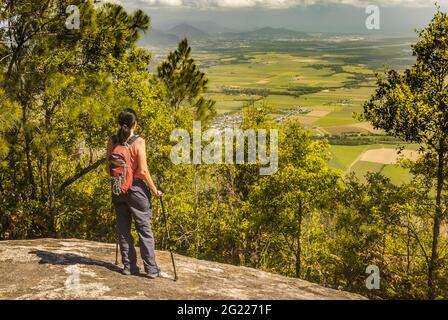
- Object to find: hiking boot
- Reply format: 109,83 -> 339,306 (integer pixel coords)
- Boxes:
122,266 -> 140,276
144,268 -> 161,279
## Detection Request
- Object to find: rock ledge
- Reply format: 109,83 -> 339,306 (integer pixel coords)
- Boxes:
0,238 -> 365,300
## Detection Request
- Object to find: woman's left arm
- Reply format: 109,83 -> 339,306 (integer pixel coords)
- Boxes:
136,139 -> 163,197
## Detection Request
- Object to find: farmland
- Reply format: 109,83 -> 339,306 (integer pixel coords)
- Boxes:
146,31 -> 419,184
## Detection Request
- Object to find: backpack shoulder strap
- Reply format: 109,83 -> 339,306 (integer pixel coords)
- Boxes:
126,135 -> 140,147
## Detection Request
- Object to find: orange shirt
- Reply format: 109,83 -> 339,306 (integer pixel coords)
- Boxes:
130,137 -> 145,181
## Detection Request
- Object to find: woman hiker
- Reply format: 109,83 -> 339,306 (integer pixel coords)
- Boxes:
106,108 -> 163,278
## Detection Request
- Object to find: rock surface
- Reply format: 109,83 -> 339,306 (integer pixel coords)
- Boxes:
0,238 -> 365,300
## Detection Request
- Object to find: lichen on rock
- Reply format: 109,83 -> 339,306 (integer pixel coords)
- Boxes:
0,239 -> 365,300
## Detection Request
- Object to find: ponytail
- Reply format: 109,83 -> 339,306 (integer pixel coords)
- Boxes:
116,108 -> 137,145
117,124 -> 131,145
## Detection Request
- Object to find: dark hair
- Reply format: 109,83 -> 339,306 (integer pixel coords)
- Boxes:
117,108 -> 137,145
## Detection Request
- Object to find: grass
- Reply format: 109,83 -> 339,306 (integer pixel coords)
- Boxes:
315,111 -> 359,127
380,165 -> 413,185
350,161 -> 385,182
330,145 -> 371,169
330,144 -> 417,185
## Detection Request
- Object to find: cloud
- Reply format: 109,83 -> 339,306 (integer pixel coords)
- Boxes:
109,0 -> 439,9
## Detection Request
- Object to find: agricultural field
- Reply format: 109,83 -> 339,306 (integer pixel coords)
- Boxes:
330,144 -> 420,184
198,52 -> 377,114
189,35 -> 418,184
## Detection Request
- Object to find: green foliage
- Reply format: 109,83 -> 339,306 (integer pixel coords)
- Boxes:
1,0 -> 447,301
0,84 -> 20,158
0,1 -> 155,235
360,7 -> 448,299
245,120 -> 341,277
157,38 -> 216,122
241,100 -> 272,128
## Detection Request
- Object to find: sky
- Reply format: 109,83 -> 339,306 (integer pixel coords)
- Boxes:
106,0 -> 448,35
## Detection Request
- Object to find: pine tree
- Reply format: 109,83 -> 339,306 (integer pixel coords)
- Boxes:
0,0 -> 152,235
157,38 -> 216,122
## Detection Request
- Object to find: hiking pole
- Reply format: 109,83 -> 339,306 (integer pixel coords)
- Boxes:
115,237 -> 119,265
112,203 -> 119,265
157,183 -> 178,281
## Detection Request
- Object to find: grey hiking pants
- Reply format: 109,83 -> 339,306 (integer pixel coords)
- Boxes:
112,179 -> 159,274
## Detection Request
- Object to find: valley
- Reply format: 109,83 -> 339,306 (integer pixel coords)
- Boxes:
140,24 -> 419,184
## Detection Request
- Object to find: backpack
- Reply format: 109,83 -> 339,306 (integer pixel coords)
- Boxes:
108,135 -> 139,196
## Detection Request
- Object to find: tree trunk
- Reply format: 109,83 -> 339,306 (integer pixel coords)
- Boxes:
22,103 -> 36,199
406,219 -> 411,275
38,157 -> 45,199
295,237 -> 301,278
193,165 -> 200,257
46,145 -> 56,235
428,151 -> 445,300
45,110 -> 56,236
9,128 -> 20,192
295,201 -> 303,278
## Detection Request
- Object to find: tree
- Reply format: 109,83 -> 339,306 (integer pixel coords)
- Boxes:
0,82 -> 20,159
157,38 -> 216,123
247,120 -> 340,277
360,8 -> 448,299
0,1 -> 152,235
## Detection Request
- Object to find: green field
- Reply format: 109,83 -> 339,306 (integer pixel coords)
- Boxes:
329,144 -> 416,184
350,161 -> 385,181
315,111 -> 359,127
381,165 -> 413,185
330,145 -> 371,169
190,37 -> 417,184
199,52 -> 376,115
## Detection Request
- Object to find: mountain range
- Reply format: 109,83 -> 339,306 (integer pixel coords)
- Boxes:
139,23 -> 314,47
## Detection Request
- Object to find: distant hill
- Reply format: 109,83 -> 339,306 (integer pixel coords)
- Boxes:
138,24 -> 211,48
166,23 -> 210,40
223,27 -> 312,40
139,28 -> 180,47
187,21 -> 235,34
139,25 -> 313,48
